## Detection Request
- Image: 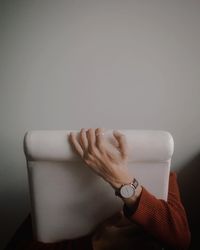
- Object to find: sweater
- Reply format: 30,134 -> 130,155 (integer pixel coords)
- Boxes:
67,172 -> 191,250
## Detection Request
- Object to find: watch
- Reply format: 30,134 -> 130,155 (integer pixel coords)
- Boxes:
115,178 -> 139,198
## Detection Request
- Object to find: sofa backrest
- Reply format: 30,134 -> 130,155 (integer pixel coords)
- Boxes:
23,129 -> 174,243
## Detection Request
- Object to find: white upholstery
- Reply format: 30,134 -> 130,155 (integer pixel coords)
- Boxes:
23,129 -> 174,243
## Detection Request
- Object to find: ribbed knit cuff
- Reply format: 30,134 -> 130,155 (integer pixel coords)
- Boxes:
130,186 -> 158,225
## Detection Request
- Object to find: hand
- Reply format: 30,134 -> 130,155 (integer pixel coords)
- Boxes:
68,128 -> 132,189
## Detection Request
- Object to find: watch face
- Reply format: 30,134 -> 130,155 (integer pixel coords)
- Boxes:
120,184 -> 135,198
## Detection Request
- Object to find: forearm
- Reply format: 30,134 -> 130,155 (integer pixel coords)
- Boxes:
121,173 -> 191,249
130,187 -> 190,249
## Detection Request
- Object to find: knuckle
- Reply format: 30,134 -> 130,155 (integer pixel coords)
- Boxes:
96,127 -> 102,134
80,128 -> 85,134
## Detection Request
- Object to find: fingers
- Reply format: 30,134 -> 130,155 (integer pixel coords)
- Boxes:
69,127 -> 106,157
113,130 -> 128,160
95,128 -> 105,153
69,132 -> 84,158
86,128 -> 96,153
79,128 -> 88,150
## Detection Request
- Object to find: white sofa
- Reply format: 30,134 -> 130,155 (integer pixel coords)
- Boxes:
23,129 -> 174,243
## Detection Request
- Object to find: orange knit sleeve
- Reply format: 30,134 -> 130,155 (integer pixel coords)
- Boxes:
129,172 -> 191,250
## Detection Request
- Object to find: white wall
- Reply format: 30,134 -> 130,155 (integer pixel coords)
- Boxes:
0,0 -> 200,248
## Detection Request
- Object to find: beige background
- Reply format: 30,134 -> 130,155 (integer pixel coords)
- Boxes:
0,0 -> 200,249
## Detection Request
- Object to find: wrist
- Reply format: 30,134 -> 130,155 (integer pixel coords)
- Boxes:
109,176 -> 133,190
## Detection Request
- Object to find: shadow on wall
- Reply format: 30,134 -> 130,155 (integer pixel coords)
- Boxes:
178,153 -> 200,250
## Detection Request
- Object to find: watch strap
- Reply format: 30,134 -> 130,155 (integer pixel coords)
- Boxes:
132,178 -> 139,189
